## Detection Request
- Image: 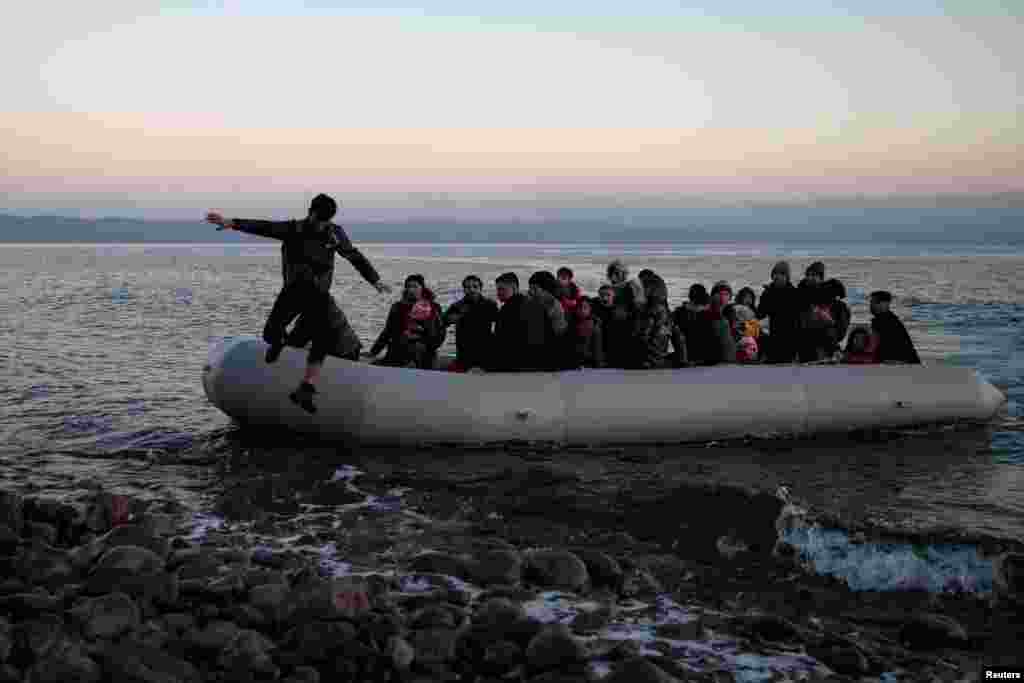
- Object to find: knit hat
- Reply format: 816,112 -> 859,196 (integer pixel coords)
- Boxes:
771,261 -> 791,279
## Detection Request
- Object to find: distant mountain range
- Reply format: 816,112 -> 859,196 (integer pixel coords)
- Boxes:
1,203 -> 1022,244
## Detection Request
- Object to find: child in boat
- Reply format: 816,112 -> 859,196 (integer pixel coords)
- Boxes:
556,267 -> 586,315
569,297 -> 606,368
370,274 -> 445,369
726,302 -> 760,362
442,275 -> 499,372
841,325 -> 877,364
869,291 -> 921,364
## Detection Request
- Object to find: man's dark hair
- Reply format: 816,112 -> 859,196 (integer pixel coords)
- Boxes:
528,271 -> 559,294
870,290 -> 892,303
309,194 -> 338,222
806,261 -> 825,278
404,273 -> 426,288
689,283 -> 709,305
462,275 -> 483,288
496,272 -> 519,288
557,267 -> 574,279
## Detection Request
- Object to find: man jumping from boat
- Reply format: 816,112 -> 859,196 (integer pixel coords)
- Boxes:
205,194 -> 391,413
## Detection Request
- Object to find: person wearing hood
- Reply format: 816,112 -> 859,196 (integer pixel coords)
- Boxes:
205,194 -> 391,414
442,275 -> 499,372
604,260 -> 645,368
370,274 -> 445,369
671,284 -> 716,367
632,269 -> 672,369
556,267 -> 586,315
757,261 -> 801,364
841,325 -> 877,364
869,291 -> 921,364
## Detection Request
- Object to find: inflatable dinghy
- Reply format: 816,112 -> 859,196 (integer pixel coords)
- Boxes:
203,335 -> 1006,446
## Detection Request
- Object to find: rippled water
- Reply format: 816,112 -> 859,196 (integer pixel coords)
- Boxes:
1,242 -> 1021,554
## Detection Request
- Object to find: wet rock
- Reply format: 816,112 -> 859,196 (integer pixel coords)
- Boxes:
481,639 -> 523,676
411,627 -> 458,667
0,617 -> 10,662
899,613 -> 968,650
283,621 -> 357,661
621,567 -> 664,598
96,525 -> 169,558
604,657 -> 680,683
217,629 -> 277,675
387,635 -> 415,670
409,551 -> 474,579
807,642 -> 871,677
0,592 -> 61,618
243,567 -> 285,589
187,619 -> 240,651
570,606 -> 613,635
134,513 -> 178,537
26,522 -> 58,546
250,547 -> 294,569
16,542 -> 75,586
653,619 -> 703,641
84,569 -> 178,608
174,553 -> 223,581
96,641 -> 200,683
285,576 -> 371,624
248,582 -> 291,622
26,636 -> 100,683
94,545 -> 163,574
587,638 -> 642,661
0,527 -> 20,553
524,550 -> 589,591
525,624 -> 587,674
471,549 -> 523,586
203,572 -> 245,602
0,493 -> 23,535
68,592 -> 141,639
411,604 -> 459,630
573,550 -> 623,590
993,553 -> 1024,606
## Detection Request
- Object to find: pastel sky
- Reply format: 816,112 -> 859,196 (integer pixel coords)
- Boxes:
1,0 -> 1021,217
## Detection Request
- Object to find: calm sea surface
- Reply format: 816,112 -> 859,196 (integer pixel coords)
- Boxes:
1,241 -> 1021,558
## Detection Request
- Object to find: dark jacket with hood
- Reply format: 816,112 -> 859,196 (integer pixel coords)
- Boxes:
872,311 -> 921,364
757,282 -> 801,363
443,296 -> 499,368
490,293 -> 553,372
633,271 -> 671,369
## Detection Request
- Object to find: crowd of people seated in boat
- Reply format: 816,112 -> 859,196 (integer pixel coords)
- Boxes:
365,260 -> 921,372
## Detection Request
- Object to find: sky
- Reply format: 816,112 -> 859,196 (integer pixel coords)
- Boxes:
1,0 -> 1021,218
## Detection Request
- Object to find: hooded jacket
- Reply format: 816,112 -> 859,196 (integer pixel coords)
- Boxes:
872,310 -> 921,364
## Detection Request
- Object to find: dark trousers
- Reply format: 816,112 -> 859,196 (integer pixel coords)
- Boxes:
263,282 -> 333,362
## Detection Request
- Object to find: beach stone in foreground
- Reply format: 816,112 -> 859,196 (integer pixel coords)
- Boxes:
524,550 -> 589,591
525,624 -> 587,674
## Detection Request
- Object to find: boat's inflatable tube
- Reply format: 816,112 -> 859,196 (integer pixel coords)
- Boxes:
202,335 -> 1006,446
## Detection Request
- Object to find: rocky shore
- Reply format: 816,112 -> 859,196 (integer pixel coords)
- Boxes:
0,471 -> 1022,683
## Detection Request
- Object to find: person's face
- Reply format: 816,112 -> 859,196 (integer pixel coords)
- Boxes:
805,271 -> 823,286
528,283 -> 543,298
850,332 -> 868,352
599,288 -> 614,306
869,299 -> 885,316
718,289 -> 732,307
463,280 -> 482,299
496,282 -> 516,303
738,292 -> 754,308
404,280 -> 423,301
558,274 -> 572,287
578,300 -> 592,318
609,269 -> 626,285
771,271 -> 788,287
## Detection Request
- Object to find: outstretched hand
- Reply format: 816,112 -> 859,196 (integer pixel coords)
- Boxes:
205,212 -> 234,230
374,281 -> 393,295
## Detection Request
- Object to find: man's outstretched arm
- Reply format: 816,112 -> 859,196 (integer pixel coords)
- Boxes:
332,225 -> 391,293
205,212 -> 298,240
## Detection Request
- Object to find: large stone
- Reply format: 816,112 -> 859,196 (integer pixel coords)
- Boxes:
572,550 -> 623,590
604,657 -> 680,683
17,542 -> 75,586
19,614 -> 64,660
96,641 -> 200,683
243,567 -> 285,589
248,582 -> 292,622
524,550 -> 589,591
525,624 -> 587,674
411,627 -> 458,667
408,551 -> 474,579
68,592 -> 141,640
481,639 -> 523,676
570,606 -> 614,635
217,629 -> 277,674
410,604 -> 459,629
471,549 -> 523,586
187,620 -> 240,651
96,525 -> 169,559
899,613 -> 968,650
174,553 -> 223,581
387,636 -> 415,670
94,546 -> 164,574
26,636 -> 100,683
286,576 -> 371,624
0,493 -> 23,535
84,569 -> 178,607
283,621 -> 357,661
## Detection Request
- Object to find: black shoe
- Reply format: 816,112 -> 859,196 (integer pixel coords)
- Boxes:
265,343 -> 284,364
289,382 -> 317,414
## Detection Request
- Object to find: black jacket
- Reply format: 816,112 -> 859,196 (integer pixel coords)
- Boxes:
443,297 -> 499,367
872,311 -> 921,364
757,283 -> 801,362
371,300 -> 446,361
490,294 -> 551,372
233,218 -> 380,293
